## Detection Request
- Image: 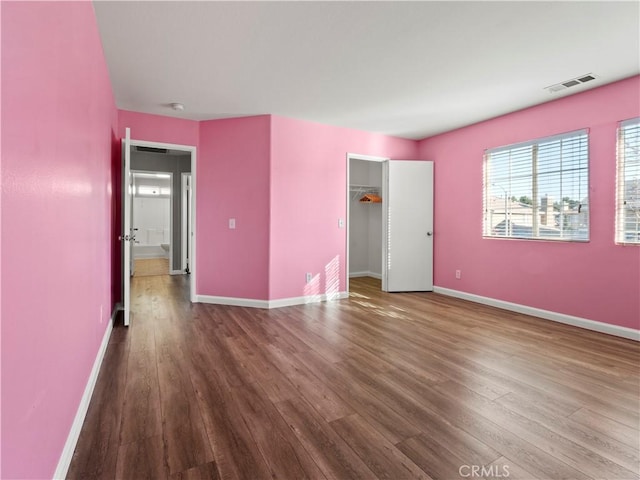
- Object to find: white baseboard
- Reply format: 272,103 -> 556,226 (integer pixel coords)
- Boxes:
349,271 -> 382,279
433,286 -> 639,341
170,269 -> 184,275
197,295 -> 270,308
268,291 -> 349,308
196,291 -> 349,309
53,305 -> 117,479
349,271 -> 369,277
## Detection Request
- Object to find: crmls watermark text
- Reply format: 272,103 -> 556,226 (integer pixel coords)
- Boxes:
459,464 -> 510,478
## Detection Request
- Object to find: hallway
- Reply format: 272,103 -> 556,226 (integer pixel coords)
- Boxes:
67,276 -> 640,479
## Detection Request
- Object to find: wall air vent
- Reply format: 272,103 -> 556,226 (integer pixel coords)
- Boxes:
136,146 -> 168,154
546,73 -> 598,94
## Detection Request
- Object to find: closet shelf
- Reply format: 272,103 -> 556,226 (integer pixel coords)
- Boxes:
349,184 -> 381,201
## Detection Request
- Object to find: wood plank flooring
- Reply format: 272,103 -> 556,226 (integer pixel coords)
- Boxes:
68,275 -> 640,480
134,257 -> 170,277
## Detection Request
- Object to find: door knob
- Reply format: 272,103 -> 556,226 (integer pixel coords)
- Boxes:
427,232 -> 433,236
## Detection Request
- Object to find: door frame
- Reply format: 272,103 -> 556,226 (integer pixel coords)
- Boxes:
181,172 -> 192,272
345,153 -> 389,293
124,138 -> 197,303
123,129 -> 132,326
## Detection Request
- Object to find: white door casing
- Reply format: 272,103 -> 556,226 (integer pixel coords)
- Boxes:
181,173 -> 192,272
122,128 -> 133,326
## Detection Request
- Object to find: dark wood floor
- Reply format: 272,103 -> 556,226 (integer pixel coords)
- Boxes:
68,275 -> 640,480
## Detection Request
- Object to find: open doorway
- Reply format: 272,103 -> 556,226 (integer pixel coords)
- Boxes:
131,171 -> 172,277
346,153 -> 387,292
130,146 -> 192,278
346,153 -> 435,295
121,134 -> 197,326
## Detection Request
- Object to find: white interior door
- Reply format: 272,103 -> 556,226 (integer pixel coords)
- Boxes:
382,160 -> 434,292
122,128 -> 133,326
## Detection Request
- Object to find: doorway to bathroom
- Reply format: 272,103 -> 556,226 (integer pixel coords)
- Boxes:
131,170 -> 172,277
129,145 -> 193,278
121,132 -> 196,326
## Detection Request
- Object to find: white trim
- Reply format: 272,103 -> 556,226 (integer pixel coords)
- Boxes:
382,160 -> 389,292
349,271 -> 382,279
123,129 -> 132,326
620,117 -> 640,128
169,171 -> 173,274
181,173 -> 191,271
53,306 -> 117,479
197,295 -> 270,308
484,128 -> 588,154
268,292 -> 349,309
132,252 -> 167,259
196,292 -> 349,309
346,152 -> 389,162
433,286 -> 640,341
170,269 -> 184,275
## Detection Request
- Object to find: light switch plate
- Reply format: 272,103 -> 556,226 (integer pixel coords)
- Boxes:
229,218 -> 236,229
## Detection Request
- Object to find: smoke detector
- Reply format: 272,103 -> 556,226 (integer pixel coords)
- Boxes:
545,73 -> 597,94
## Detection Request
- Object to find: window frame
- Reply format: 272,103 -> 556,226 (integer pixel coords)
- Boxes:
615,117 -> 640,245
483,129 -> 590,242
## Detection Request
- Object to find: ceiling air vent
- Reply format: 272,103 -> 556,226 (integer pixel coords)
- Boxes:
577,74 -> 596,83
546,73 -> 598,94
548,84 -> 567,93
562,80 -> 580,88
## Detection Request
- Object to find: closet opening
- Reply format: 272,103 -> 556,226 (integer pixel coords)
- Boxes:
346,154 -> 434,295
346,153 -> 387,292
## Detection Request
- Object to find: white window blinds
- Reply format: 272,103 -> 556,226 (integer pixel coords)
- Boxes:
616,118 -> 640,244
483,130 -> 589,241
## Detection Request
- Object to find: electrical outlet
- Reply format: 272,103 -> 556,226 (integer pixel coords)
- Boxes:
455,270 -> 461,279
306,272 -> 312,283
338,218 -> 344,228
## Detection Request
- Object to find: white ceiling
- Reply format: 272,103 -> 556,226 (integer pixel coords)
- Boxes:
93,1 -> 640,140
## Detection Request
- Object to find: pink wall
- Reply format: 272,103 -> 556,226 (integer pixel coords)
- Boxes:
1,2 -> 117,478
418,76 -> 640,330
118,109 -> 199,147
198,116 -> 272,299
269,115 -> 418,299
